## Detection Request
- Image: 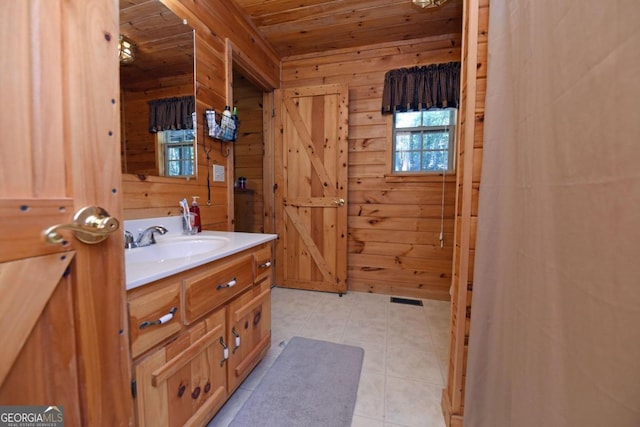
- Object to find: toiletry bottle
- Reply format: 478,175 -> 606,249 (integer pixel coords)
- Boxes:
231,107 -> 238,142
190,196 -> 201,232
232,106 -> 238,125
222,106 -> 233,140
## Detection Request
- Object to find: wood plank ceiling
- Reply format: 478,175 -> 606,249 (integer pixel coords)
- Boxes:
118,0 -> 463,87
230,0 -> 463,58
119,0 -> 194,91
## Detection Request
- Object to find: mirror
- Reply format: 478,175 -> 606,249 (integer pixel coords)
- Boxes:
119,0 -> 196,177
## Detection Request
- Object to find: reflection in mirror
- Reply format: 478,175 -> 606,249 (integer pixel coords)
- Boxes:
119,0 -> 196,178
158,127 -> 196,176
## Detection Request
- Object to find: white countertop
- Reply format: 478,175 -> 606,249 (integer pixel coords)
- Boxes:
125,230 -> 277,291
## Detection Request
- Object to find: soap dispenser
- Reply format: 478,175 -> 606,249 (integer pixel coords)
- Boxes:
190,196 -> 201,232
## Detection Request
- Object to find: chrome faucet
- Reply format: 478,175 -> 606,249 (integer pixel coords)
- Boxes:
124,230 -> 135,249
126,226 -> 169,248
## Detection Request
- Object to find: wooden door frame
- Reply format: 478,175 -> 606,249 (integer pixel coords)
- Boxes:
62,0 -> 133,423
442,0 -> 484,425
0,0 -> 132,425
273,84 -> 349,293
224,39 -> 277,234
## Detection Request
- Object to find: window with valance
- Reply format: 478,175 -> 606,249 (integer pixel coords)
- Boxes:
382,62 -> 461,175
381,62 -> 461,114
148,96 -> 195,133
148,96 -> 196,177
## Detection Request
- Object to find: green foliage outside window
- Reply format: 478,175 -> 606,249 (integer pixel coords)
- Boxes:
159,129 -> 195,177
393,109 -> 456,173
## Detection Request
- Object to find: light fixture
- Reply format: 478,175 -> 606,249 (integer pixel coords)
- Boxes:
412,0 -> 448,8
118,35 -> 136,64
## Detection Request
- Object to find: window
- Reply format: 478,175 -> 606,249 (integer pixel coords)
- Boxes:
392,109 -> 456,174
158,129 -> 195,177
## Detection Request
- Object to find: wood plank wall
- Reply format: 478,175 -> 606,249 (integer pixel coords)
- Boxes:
232,71 -> 265,233
442,0 -> 489,425
121,0 -> 279,229
281,35 -> 462,300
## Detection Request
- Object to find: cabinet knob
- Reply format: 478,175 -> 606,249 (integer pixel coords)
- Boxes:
177,384 -> 186,398
232,327 -> 241,354
219,337 -> 229,366
216,277 -> 237,290
253,311 -> 262,326
191,386 -> 201,400
139,307 -> 177,329
258,260 -> 271,269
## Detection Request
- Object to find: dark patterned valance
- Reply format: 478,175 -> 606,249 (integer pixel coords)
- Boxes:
148,96 -> 195,133
381,62 -> 461,114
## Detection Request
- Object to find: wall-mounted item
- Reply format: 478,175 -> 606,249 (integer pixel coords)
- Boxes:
205,109 -> 224,139
204,107 -> 238,165
118,35 -> 136,64
412,0 -> 448,8
205,107 -> 238,143
221,106 -> 238,142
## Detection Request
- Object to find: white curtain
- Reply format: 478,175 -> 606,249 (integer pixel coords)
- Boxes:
465,1 -> 640,426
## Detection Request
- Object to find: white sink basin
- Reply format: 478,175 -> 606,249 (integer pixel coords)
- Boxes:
123,229 -> 277,290
125,235 -> 230,265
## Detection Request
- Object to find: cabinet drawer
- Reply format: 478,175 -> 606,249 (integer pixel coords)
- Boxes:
129,282 -> 182,359
183,254 -> 253,324
253,244 -> 273,285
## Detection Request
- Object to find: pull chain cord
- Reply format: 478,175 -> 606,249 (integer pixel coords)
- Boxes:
439,167 -> 446,248
207,161 -> 211,206
202,112 -> 213,205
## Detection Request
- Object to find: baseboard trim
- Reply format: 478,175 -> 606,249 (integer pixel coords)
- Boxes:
441,388 -> 464,427
348,282 -> 451,301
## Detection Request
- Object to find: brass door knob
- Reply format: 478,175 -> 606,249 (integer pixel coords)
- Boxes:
43,206 -> 120,245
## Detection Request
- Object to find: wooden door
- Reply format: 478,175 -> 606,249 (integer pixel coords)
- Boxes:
0,1 -> 131,426
274,84 -> 349,294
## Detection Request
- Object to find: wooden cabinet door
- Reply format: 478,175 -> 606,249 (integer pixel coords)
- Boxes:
227,281 -> 272,392
135,308 -> 228,427
274,84 -> 349,293
0,1 -> 130,425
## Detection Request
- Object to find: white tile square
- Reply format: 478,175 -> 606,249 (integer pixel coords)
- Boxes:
353,371 -> 385,419
385,376 -> 446,427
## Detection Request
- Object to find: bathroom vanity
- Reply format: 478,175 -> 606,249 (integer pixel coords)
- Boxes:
124,218 -> 276,426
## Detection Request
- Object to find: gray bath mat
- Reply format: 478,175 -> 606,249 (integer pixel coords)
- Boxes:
230,336 -> 364,427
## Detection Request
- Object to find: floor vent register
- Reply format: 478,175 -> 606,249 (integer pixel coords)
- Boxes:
389,297 -> 423,306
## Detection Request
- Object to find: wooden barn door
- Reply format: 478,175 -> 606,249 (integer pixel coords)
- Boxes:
0,1 -> 131,425
274,84 -> 349,294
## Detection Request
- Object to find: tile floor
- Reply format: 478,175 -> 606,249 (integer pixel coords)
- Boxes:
208,287 -> 451,427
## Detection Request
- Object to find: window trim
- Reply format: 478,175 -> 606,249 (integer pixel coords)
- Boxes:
157,129 -> 196,178
386,109 -> 457,180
